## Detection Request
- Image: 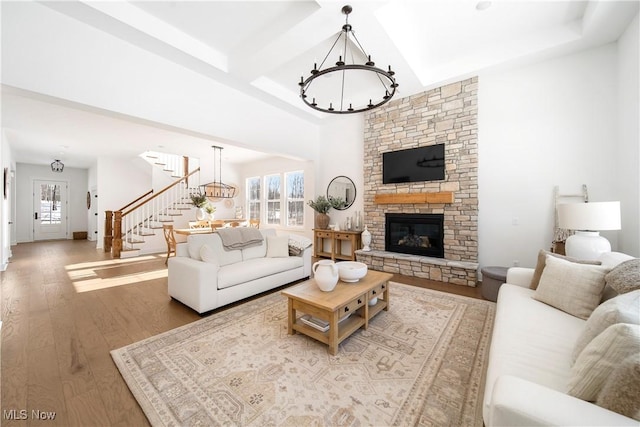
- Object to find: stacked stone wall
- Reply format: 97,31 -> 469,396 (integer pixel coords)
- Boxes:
361,77 -> 478,286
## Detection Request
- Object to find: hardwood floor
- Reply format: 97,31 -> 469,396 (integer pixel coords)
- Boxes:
1,240 -> 486,426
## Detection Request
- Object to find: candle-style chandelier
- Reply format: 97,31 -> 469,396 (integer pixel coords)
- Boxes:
298,5 -> 398,114
200,146 -> 236,200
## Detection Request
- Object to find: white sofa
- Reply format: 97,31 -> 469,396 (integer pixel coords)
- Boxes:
168,228 -> 311,314
483,251 -> 639,426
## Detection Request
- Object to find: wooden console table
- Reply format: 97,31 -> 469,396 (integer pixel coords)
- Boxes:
313,229 -> 362,261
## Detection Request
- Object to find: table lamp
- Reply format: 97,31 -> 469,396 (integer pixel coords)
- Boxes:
557,201 -> 621,260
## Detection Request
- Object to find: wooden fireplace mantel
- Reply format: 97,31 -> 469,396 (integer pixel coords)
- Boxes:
374,192 -> 454,204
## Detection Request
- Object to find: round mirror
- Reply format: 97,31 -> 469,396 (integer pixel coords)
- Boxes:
327,176 -> 356,210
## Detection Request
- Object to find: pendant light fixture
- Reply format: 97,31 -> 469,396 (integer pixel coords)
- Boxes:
201,146 -> 236,200
51,159 -> 64,173
298,4 -> 398,114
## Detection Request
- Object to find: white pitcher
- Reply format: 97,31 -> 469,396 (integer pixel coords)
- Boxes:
312,260 -> 339,292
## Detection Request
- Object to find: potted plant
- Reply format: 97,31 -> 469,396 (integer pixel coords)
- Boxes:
307,195 -> 341,229
205,203 -> 216,221
190,192 -> 208,220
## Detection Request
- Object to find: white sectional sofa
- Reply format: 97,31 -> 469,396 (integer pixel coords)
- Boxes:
483,251 -> 639,426
168,228 -> 311,314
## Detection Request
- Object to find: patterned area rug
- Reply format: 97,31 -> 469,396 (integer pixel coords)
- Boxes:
111,283 -> 495,426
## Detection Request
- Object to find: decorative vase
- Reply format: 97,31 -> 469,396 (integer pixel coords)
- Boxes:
315,213 -> 330,229
196,207 -> 206,221
208,212 -> 215,221
361,225 -> 372,251
312,260 -> 339,292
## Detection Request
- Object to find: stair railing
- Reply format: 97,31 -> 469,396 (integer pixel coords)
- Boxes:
106,168 -> 200,258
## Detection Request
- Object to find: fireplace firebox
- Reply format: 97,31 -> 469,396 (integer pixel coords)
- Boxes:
385,213 -> 444,258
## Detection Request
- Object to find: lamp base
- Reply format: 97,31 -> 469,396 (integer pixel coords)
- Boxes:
564,231 -> 611,261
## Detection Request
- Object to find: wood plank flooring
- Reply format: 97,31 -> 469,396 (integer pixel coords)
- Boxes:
1,240 -> 485,426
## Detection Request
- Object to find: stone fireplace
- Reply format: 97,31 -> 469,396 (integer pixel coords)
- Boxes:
356,77 -> 479,286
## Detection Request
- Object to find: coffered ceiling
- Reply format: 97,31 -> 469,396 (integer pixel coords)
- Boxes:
1,0 -> 637,168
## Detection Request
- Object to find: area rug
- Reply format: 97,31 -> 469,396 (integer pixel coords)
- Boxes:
111,282 -> 495,426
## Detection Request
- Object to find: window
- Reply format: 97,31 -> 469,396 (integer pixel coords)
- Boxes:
286,171 -> 304,227
246,177 -> 261,220
40,183 -> 62,224
265,174 -> 281,225
246,170 -> 305,227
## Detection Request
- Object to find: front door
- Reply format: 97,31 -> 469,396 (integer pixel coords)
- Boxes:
33,180 -> 67,240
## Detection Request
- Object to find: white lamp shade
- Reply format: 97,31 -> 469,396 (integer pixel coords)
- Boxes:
557,201 -> 621,231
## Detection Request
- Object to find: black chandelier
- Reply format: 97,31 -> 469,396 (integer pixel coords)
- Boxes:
51,159 -> 64,173
200,146 -> 236,200
299,5 -> 398,114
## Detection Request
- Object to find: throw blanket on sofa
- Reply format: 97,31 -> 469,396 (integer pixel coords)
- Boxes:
217,227 -> 264,250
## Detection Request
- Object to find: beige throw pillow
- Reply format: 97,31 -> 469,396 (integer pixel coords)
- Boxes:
572,290 -> 640,364
266,235 -> 289,258
568,323 -> 640,401
605,259 -> 640,294
529,249 -> 601,290
534,255 -> 610,319
596,354 -> 640,420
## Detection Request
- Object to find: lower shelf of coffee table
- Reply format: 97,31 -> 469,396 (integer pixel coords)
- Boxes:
292,299 -> 388,347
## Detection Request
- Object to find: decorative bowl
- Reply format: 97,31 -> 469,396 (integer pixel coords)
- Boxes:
337,261 -> 368,282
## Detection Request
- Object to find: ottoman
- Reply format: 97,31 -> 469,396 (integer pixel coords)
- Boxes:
481,266 -> 508,302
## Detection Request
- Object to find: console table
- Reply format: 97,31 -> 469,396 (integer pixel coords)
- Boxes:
313,229 -> 362,261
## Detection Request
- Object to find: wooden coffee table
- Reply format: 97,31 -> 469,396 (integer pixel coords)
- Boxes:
281,270 -> 393,355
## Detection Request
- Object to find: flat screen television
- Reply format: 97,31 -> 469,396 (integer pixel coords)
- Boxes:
383,144 -> 445,184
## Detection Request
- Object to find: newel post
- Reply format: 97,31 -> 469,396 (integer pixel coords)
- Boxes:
112,211 -> 123,259
104,210 -> 113,252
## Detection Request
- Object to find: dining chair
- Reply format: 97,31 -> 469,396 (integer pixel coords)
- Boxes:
163,224 -> 177,265
209,220 -> 226,230
189,220 -> 210,229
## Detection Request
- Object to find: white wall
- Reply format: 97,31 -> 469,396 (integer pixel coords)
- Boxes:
617,13 -> 640,256
95,156 -> 152,249
87,163 -> 98,241
478,43 -> 623,268
317,115 -> 365,229
15,163 -> 88,243
0,131 -> 15,269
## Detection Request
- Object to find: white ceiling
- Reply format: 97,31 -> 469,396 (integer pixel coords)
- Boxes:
1,0 -> 638,168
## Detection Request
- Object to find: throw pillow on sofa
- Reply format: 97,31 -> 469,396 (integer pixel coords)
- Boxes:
534,255 -> 610,319
568,323 -> 640,401
266,235 -> 289,258
288,234 -> 312,256
605,259 -> 640,294
529,249 -> 601,290
572,290 -> 640,364
595,353 -> 640,421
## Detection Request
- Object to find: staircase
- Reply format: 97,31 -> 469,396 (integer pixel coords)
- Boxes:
105,152 -> 202,258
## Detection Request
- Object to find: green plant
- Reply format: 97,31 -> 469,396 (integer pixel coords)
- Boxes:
307,195 -> 333,214
205,203 -> 216,214
190,193 -> 208,208
328,196 -> 346,210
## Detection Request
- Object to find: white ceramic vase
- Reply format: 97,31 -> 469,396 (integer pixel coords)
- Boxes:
196,207 -> 206,221
312,260 -> 339,292
361,225 -> 372,251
